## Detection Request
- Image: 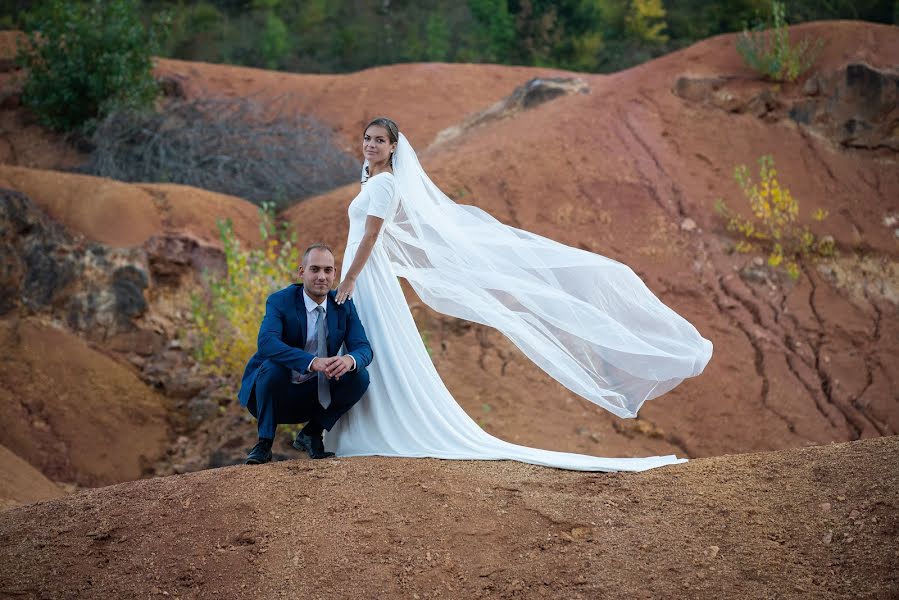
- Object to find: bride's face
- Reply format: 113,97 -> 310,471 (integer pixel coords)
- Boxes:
363,125 -> 396,166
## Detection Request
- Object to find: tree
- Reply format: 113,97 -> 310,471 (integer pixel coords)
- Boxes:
16,0 -> 160,132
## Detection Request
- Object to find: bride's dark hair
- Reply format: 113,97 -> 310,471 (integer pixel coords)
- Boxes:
362,117 -> 400,184
364,117 -> 399,144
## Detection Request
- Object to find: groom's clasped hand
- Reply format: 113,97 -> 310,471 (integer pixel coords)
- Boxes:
312,354 -> 354,381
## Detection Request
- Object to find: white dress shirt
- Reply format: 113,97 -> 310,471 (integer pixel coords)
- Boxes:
291,290 -> 356,384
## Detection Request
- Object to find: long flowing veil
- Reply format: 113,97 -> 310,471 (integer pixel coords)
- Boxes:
371,133 -> 712,419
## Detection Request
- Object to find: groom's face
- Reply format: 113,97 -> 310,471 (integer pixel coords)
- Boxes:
299,249 -> 336,300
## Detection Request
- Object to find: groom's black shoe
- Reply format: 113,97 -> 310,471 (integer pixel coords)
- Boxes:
245,438 -> 273,464
293,428 -> 335,460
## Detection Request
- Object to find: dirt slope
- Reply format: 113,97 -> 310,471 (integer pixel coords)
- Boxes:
284,21 -> 898,460
0,443 -> 62,511
0,436 -> 896,599
154,59 -> 573,153
0,317 -> 170,487
0,165 -> 262,248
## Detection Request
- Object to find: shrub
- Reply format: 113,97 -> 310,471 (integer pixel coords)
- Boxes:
80,96 -> 358,206
715,155 -> 834,280
736,0 -> 822,82
16,0 -> 161,132
626,0 -> 669,44
189,203 -> 299,382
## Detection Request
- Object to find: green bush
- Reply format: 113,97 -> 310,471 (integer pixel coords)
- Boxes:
736,0 -> 822,82
16,0 -> 161,132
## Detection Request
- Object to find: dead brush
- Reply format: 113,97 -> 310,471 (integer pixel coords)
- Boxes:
79,95 -> 358,207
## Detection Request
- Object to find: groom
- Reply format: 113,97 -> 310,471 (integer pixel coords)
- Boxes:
238,243 -> 372,464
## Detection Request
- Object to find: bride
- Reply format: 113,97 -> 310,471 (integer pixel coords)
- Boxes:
325,117 -> 712,472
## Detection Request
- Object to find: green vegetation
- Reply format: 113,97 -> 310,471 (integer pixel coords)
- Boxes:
189,203 -> 299,381
736,0 -> 823,81
5,1 -> 891,77
716,155 -> 834,280
15,0 -> 161,132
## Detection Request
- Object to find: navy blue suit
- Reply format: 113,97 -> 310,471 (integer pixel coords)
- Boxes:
238,284 -> 373,439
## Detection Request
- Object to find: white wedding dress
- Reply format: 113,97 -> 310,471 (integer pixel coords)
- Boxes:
325,136 -> 712,471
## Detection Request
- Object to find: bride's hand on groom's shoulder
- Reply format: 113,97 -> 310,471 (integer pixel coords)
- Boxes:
336,277 -> 356,305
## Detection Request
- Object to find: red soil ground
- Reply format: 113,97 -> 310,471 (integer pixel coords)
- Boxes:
1,437 -> 896,599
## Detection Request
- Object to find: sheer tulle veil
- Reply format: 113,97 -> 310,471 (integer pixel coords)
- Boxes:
364,132 -> 712,419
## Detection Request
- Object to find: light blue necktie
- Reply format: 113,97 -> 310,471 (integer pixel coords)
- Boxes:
315,305 -> 331,410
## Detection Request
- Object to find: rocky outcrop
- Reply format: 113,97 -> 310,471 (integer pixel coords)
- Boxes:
0,187 -> 230,338
674,63 -> 899,150
792,64 -> 899,150
431,77 -> 590,148
0,188 -> 152,340
0,188 -> 228,416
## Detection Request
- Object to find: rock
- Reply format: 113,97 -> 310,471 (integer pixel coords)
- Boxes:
186,396 -> 218,425
432,77 -> 589,147
822,530 -> 833,544
820,502 -> 831,512
739,263 -> 768,284
678,64 -> 899,150
145,234 -> 202,286
111,265 -> 149,323
167,371 -> 208,400
0,189 -> 152,339
803,76 -> 820,96
106,328 -> 166,356
673,76 -> 726,103
680,218 -> 697,232
156,75 -> 186,99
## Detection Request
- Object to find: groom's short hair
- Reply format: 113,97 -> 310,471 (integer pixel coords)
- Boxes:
302,242 -> 334,264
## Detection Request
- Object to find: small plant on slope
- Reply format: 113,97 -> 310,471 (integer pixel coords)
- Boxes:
715,155 -> 834,280
736,0 -> 822,82
189,202 -> 298,384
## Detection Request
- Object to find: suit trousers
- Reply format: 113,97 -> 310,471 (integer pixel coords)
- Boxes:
248,359 -> 370,440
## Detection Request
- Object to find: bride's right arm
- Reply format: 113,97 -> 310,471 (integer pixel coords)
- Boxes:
335,215 -> 384,304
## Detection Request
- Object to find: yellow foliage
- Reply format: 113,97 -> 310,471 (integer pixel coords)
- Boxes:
625,0 -> 669,44
715,155 -> 834,280
187,202 -> 299,385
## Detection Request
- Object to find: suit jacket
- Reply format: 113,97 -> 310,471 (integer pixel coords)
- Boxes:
237,284 -> 373,407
